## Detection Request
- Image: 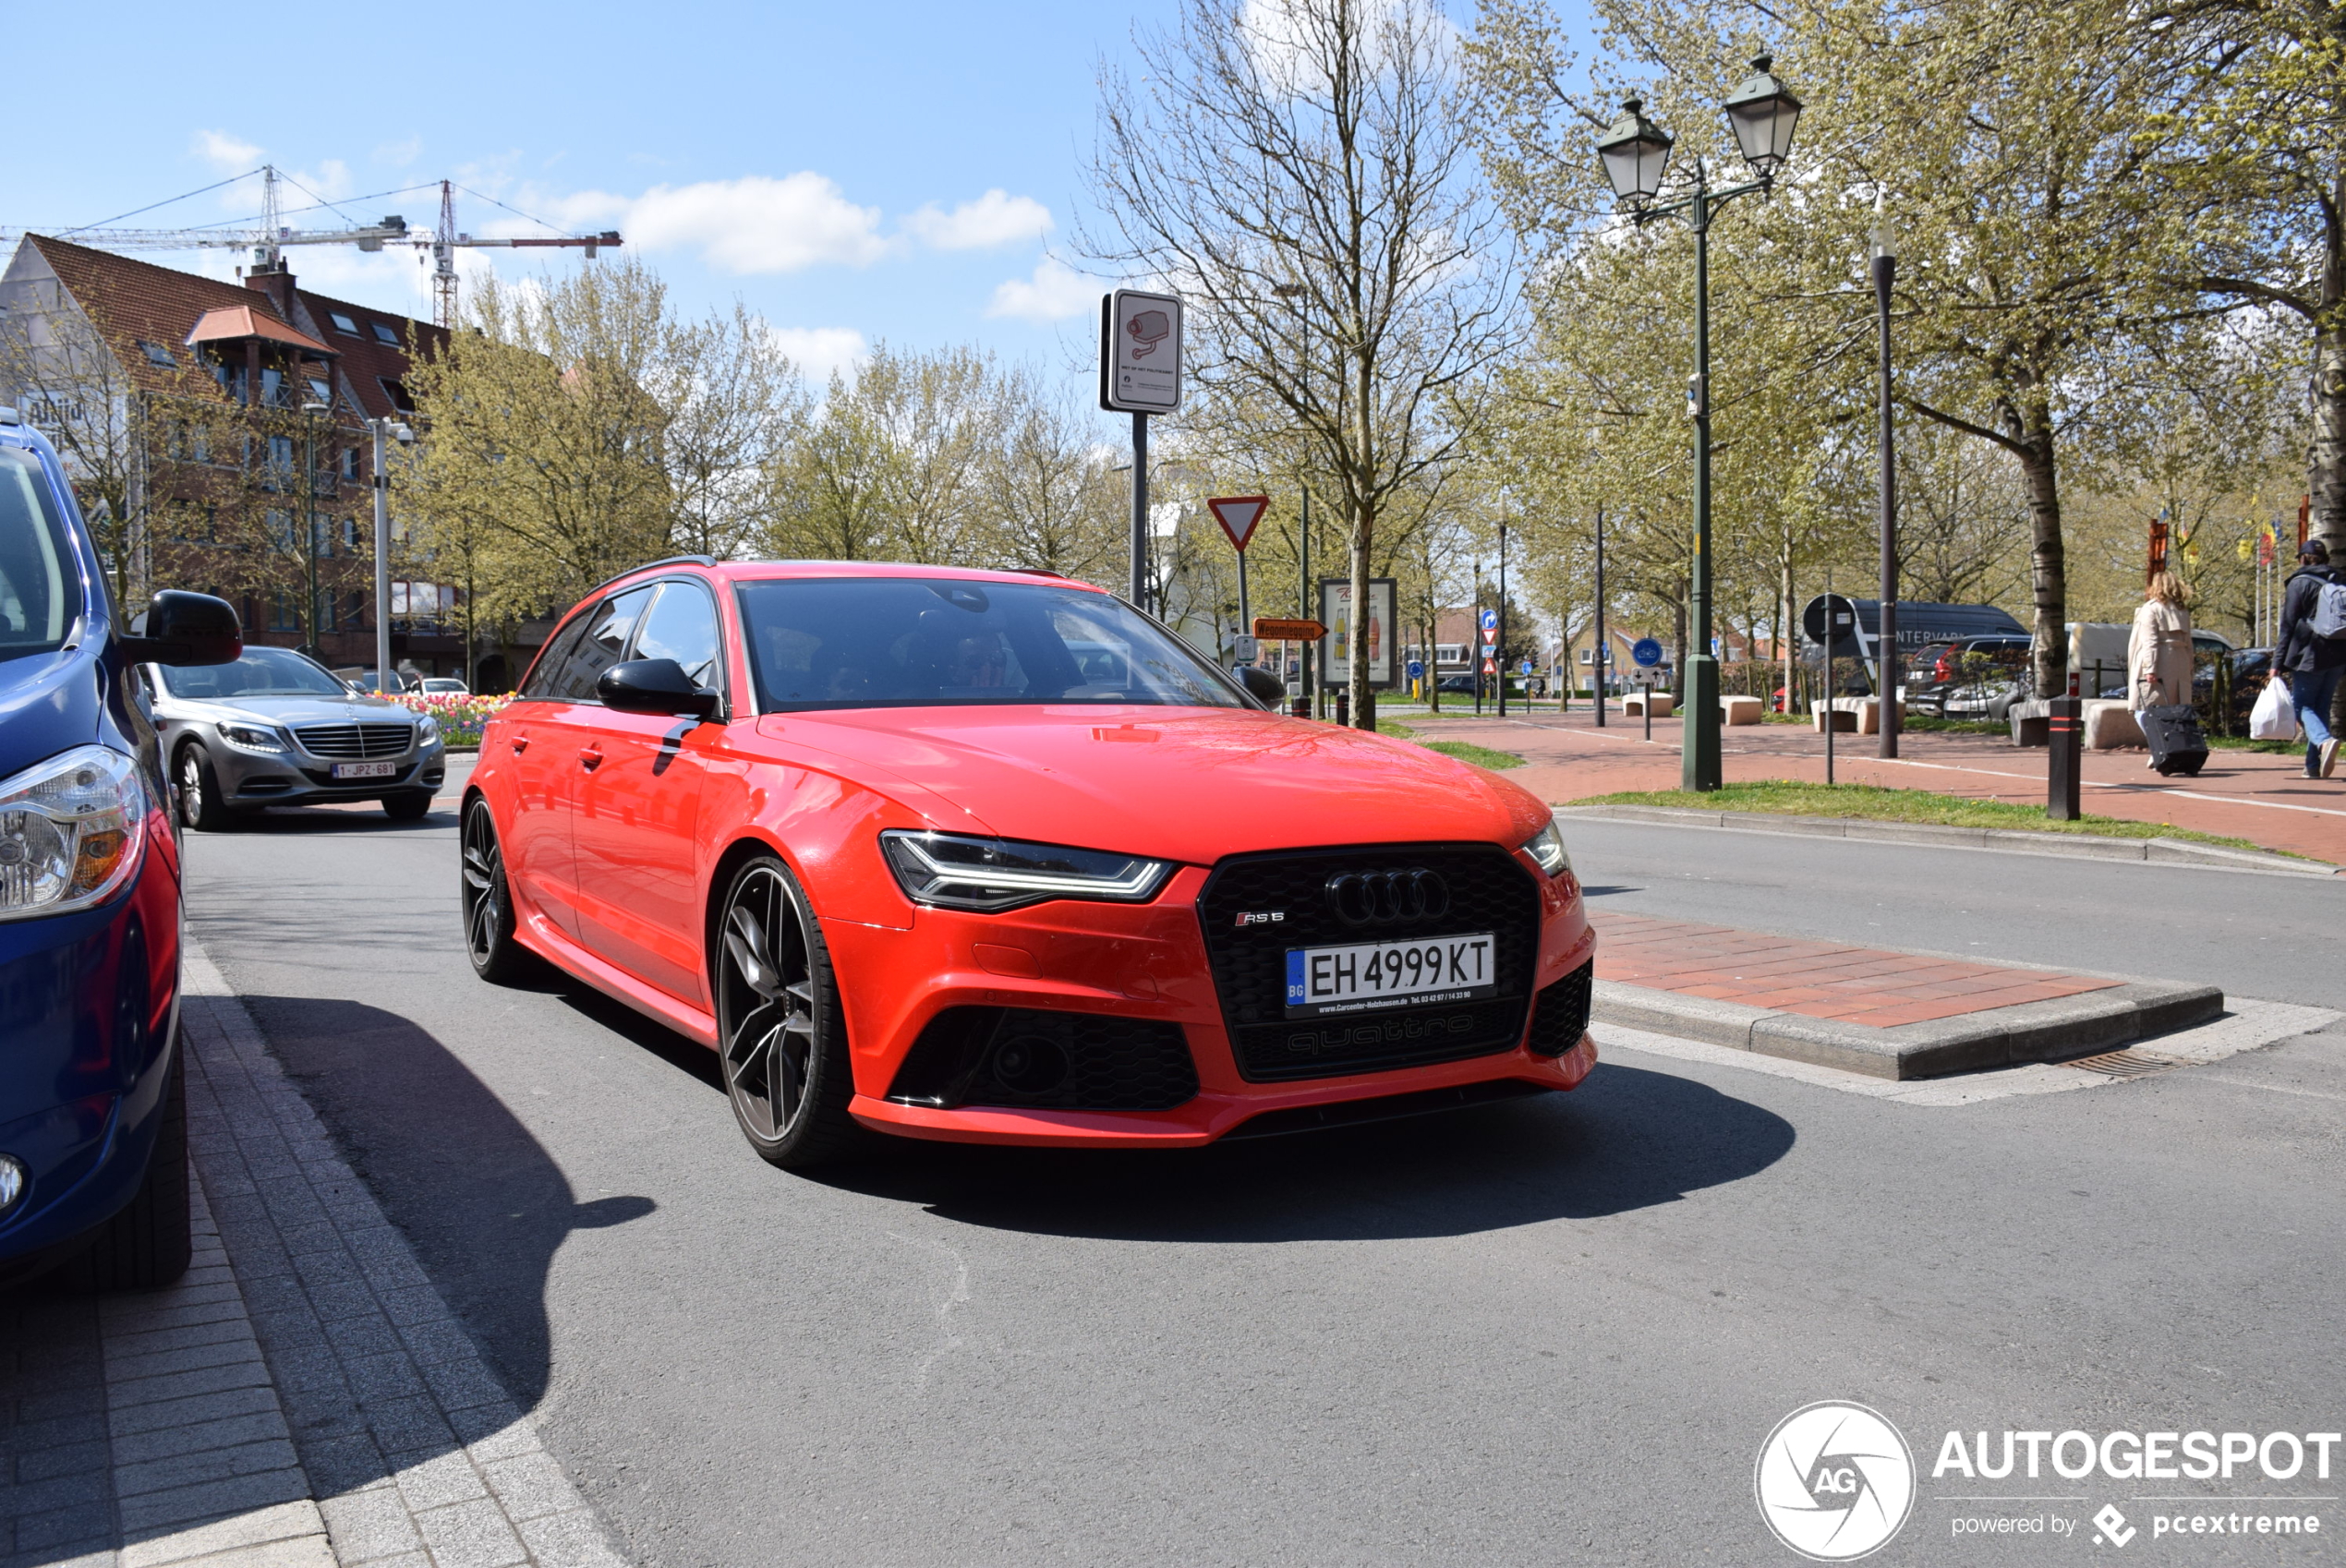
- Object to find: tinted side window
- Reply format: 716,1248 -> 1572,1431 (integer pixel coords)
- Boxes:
629,582 -> 724,693
541,586 -> 655,702
518,608 -> 598,700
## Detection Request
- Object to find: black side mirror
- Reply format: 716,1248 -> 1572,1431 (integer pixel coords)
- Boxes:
599,658 -> 720,719
120,590 -> 242,668
1235,664 -> 1286,706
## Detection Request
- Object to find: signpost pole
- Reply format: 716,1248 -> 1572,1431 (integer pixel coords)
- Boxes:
1129,411 -> 1148,613
1497,513 -> 1509,718
1825,572 -> 1836,787
1594,506 -> 1606,728
371,419 -> 392,696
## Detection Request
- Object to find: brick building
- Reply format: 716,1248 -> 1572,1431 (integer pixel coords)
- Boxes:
0,235 -> 482,682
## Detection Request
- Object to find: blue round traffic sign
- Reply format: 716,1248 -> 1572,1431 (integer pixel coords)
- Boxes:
1519,660 -> 1533,675
1406,659 -> 1425,680
1480,609 -> 1499,632
1631,637 -> 1663,668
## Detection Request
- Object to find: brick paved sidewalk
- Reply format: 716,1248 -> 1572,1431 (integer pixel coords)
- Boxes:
1591,911 -> 2118,1030
1410,706 -> 2346,863
2,943 -> 628,1568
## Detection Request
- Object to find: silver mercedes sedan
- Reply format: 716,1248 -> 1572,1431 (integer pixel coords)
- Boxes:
136,645 -> 447,828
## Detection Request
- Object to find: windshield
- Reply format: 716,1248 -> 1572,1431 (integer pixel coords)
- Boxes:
157,645 -> 351,700
735,577 -> 1249,712
0,448 -> 83,665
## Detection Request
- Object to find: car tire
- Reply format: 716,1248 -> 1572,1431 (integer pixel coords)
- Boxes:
175,744 -> 234,832
383,790 -> 433,822
713,855 -> 867,1170
460,800 -> 536,984
56,1052 -> 191,1292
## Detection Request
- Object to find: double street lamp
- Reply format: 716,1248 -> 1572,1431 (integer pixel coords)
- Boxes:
1594,54 -> 1802,791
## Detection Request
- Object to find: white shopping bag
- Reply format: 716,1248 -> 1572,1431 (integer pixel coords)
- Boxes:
2249,675 -> 2297,741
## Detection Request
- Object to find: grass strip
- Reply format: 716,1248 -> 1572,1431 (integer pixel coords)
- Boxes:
1574,778 -> 2309,860
1378,718 -> 1527,769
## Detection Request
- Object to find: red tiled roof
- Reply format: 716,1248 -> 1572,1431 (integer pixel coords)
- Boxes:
272,283 -> 448,423
185,305 -> 333,356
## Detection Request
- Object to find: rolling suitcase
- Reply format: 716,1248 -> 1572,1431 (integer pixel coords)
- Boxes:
2140,703 -> 2207,777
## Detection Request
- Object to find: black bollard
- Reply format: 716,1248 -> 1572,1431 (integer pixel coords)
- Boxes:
2048,674 -> 2082,821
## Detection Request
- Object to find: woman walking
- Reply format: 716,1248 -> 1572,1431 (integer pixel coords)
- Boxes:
2273,539 -> 2346,778
2128,571 -> 2195,767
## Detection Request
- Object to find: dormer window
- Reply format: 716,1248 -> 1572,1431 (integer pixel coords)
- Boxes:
378,378 -> 416,414
371,322 -> 401,346
329,312 -> 360,335
137,340 -> 177,368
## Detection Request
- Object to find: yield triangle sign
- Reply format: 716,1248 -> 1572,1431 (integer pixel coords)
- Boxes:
1206,494 -> 1268,551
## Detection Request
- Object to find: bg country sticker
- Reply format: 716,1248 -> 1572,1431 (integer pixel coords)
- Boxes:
1755,1402 -> 2340,1559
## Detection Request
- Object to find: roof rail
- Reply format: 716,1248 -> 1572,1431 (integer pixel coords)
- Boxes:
1001,565 -> 1069,579
581,554 -> 719,600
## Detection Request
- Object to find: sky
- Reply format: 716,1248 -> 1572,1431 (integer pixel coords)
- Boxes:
2,0 -> 1211,392
6,1 -> 1598,404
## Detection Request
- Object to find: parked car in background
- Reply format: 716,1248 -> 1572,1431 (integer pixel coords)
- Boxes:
139,645 -> 447,827
344,668 -> 416,694
0,410 -> 243,1289
417,677 -> 470,694
1906,635 -> 2033,718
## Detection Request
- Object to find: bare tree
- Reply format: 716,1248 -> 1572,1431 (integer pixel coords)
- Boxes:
1087,0 -> 1514,726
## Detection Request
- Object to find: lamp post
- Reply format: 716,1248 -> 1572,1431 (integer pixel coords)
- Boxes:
1872,220 -> 1901,757
1496,506 -> 1509,718
1594,54 -> 1802,791
369,417 -> 416,695
298,398 -> 330,657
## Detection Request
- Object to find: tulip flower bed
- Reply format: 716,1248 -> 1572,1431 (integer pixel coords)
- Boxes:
394,693 -> 512,750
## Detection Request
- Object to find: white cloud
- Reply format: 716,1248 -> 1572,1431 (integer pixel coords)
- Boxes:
599,174 -> 889,273
768,326 -> 868,383
374,136 -> 423,168
986,258 -> 1097,322
902,189 -> 1053,250
193,129 -> 264,173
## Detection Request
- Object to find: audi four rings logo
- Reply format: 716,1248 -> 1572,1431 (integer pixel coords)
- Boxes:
1324,869 -> 1450,926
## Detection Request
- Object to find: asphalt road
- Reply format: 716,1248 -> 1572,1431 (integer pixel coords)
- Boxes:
181,796 -> 2346,1567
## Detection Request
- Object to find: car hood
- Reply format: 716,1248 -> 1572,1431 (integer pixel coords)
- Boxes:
755,706 -> 1552,865
161,693 -> 416,730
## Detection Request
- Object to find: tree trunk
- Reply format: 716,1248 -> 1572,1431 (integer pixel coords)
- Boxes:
2312,314 -> 2346,559
2015,423 -> 2068,698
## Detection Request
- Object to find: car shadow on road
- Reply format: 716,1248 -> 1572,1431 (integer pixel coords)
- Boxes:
815,1062 -> 1795,1244
230,994 -> 655,1416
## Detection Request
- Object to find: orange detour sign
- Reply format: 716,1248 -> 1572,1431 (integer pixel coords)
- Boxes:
1253,617 -> 1325,642
1206,495 -> 1268,551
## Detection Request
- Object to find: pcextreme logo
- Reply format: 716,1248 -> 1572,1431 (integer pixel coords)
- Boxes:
1755,1402 -> 1918,1562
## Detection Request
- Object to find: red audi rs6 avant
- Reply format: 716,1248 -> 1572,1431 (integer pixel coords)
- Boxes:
462,559 -> 1597,1167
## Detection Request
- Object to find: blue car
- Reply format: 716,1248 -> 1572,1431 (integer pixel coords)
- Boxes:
0,411 -> 242,1289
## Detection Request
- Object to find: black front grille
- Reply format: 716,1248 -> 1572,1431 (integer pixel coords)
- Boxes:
1526,959 -> 1594,1057
294,722 -> 413,759
1197,844 -> 1542,1081
886,1007 -> 1198,1112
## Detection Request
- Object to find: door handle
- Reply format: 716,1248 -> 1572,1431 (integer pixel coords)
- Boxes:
578,748 -> 602,771
511,737 -> 529,754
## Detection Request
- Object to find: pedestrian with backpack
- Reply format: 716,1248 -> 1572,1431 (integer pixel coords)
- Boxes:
2273,538 -> 2346,778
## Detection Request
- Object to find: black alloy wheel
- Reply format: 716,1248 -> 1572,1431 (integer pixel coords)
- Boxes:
175,745 -> 232,832
715,856 -> 863,1168
460,800 -> 532,983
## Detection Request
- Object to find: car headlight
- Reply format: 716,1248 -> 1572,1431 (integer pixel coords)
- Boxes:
416,716 -> 441,744
880,830 -> 1174,913
1520,816 -> 1573,877
217,721 -> 285,753
0,745 -> 149,922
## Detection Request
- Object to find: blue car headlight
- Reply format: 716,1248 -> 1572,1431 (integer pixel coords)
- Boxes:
880,830 -> 1173,913
0,745 -> 149,922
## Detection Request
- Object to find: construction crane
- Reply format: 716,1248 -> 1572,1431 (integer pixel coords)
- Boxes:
2,166 -> 621,329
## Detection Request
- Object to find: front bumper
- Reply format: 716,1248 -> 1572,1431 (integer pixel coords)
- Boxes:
827,861 -> 1598,1148
214,731 -> 446,806
0,838 -> 181,1269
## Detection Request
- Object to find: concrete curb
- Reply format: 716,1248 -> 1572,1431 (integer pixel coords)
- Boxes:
1557,803 -> 2336,876
1591,977 -> 2227,1080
